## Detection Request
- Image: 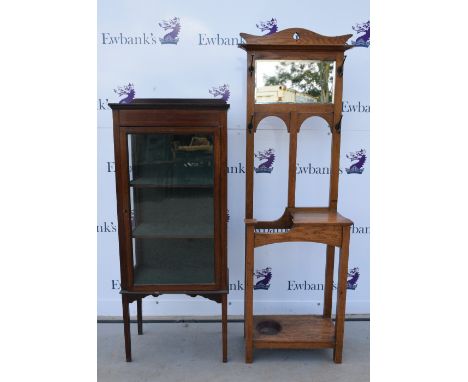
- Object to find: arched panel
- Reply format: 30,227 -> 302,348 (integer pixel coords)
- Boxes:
254,113 -> 290,132
295,116 -> 332,207
253,116 -> 289,221
297,113 -> 334,133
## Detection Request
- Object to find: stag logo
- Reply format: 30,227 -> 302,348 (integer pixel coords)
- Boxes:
256,18 -> 278,35
345,149 -> 366,174
350,20 -> 370,47
209,84 -> 230,102
254,267 -> 272,290
159,17 -> 181,44
347,267 -> 360,290
254,148 -> 275,173
113,83 -> 135,104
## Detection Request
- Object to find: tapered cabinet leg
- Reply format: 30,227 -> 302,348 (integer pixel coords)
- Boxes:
243,226 -> 247,340
323,245 -> 335,318
122,294 -> 132,362
334,227 -> 350,363
222,294 -> 228,362
244,226 -> 254,363
137,298 -> 143,335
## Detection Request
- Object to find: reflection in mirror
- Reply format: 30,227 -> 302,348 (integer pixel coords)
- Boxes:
255,60 -> 335,104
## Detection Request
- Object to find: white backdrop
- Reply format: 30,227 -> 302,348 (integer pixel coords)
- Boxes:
97,0 -> 369,316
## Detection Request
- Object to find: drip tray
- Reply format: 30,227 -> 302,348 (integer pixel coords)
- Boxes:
256,320 -> 282,335
253,315 -> 336,349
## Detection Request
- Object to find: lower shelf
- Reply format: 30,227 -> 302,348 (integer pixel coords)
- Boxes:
133,238 -> 215,285
253,315 -> 335,349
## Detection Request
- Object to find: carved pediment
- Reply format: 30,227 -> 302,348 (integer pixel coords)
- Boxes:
240,28 -> 352,47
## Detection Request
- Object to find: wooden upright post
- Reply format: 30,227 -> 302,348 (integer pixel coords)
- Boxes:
287,113 -> 298,208
329,54 -> 345,212
323,245 -> 335,318
333,226 -> 350,363
244,225 -> 255,363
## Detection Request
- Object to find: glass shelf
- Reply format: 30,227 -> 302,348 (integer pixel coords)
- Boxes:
132,222 -> 214,239
130,188 -> 214,239
130,175 -> 213,188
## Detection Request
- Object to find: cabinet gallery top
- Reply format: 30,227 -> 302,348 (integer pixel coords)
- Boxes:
109,98 -> 230,110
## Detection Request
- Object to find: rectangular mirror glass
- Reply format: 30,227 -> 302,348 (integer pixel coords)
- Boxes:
255,60 -> 336,104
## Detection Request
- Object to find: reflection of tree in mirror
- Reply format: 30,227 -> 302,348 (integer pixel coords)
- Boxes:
264,61 -> 334,103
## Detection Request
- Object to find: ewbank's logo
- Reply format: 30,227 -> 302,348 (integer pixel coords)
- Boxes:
288,266 -> 360,291
257,18 -> 278,35
347,267 -> 360,290
254,267 -> 272,290
345,149 -> 366,174
254,148 -> 275,173
97,221 -> 117,233
114,83 -> 135,104
209,84 -> 230,102
159,17 -> 180,44
342,101 -> 370,113
350,20 -> 370,47
100,18 -> 181,46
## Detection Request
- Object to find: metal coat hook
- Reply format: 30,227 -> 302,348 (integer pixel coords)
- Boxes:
335,114 -> 343,133
249,54 -> 255,76
248,114 -> 254,133
338,55 -> 347,77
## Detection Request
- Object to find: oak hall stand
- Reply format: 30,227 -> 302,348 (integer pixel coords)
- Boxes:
110,99 -> 229,362
239,29 -> 354,363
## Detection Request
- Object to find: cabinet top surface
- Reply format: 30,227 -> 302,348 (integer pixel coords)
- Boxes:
109,98 -> 230,110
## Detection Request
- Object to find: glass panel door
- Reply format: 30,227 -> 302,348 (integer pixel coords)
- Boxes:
127,132 -> 216,285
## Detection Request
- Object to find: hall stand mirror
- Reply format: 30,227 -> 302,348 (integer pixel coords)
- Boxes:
239,28 -> 354,363
110,99 -> 229,362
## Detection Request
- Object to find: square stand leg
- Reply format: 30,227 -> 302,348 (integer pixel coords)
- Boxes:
323,245 -> 335,318
333,227 -> 350,363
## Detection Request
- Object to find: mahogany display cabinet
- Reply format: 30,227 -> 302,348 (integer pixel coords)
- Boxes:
109,99 -> 229,362
239,28 -> 354,363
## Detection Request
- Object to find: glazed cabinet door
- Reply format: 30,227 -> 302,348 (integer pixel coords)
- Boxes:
120,127 -> 221,291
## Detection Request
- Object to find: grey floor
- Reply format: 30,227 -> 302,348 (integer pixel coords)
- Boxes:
98,320 -> 369,382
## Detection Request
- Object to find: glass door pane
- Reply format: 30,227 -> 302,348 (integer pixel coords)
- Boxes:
128,133 -> 215,285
